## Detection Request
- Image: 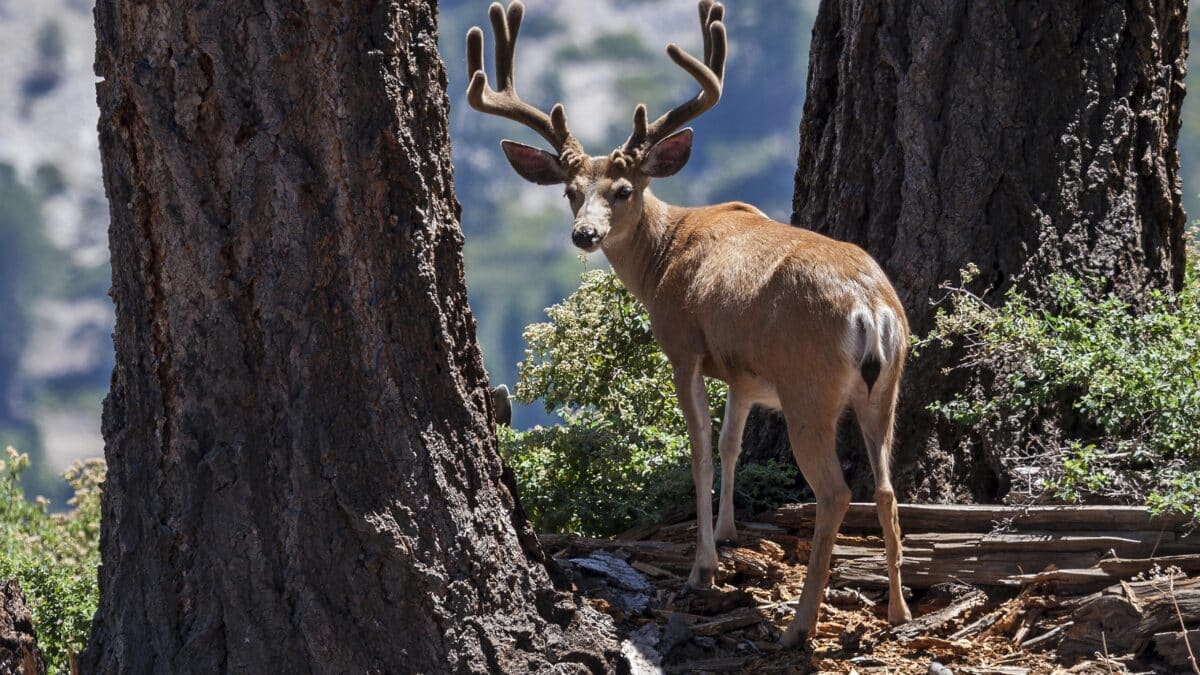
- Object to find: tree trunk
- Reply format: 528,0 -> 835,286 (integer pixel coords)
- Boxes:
747,1 -> 1188,503
82,2 -> 617,672
0,580 -> 45,675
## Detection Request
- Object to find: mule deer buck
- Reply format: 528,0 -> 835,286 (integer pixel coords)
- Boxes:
466,0 -> 912,647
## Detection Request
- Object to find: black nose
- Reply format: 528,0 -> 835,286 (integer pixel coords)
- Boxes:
572,226 -> 599,249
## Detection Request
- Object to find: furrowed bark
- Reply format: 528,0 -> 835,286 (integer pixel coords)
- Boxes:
83,1 -> 617,671
747,0 -> 1189,502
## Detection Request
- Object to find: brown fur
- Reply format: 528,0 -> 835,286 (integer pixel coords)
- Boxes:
467,0 -> 912,648
567,157 -> 914,646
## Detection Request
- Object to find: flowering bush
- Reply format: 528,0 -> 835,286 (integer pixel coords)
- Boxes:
1,447 -> 103,673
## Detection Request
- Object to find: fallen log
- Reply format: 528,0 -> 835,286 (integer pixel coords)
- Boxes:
934,530 -> 1179,556
1059,576 -> 1200,661
1013,554 -> 1200,593
766,503 -> 1191,534
833,554 -> 1038,590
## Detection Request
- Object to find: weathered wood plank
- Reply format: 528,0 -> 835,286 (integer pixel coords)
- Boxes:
1061,578 -> 1200,660
935,530 -> 1177,555
1154,629 -> 1200,673
766,503 -> 1191,534
1013,555 -> 1200,592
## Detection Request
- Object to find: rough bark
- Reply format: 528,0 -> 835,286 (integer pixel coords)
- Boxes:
0,579 -> 44,675
747,1 -> 1189,503
83,1 -> 617,672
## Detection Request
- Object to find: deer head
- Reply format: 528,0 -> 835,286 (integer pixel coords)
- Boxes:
466,0 -> 727,252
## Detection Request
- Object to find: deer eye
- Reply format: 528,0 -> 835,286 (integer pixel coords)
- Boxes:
615,184 -> 633,200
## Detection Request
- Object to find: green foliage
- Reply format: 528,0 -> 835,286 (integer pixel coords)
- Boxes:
498,424 -> 695,536
918,252 -> 1200,518
34,162 -> 67,197
502,270 -> 801,536
730,461 -> 806,515
0,164 -> 53,423
518,269 -> 725,431
1,448 -> 102,673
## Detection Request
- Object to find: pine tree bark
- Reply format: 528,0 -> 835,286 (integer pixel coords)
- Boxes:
0,580 -> 45,675
747,1 -> 1188,503
83,1 -> 617,672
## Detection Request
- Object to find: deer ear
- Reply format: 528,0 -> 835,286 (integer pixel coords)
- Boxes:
501,141 -> 566,185
641,128 -> 693,178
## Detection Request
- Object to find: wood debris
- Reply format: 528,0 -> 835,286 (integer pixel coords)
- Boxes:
888,588 -> 987,641
546,502 -> 1200,673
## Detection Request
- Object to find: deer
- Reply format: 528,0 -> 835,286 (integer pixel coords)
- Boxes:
466,0 -> 913,647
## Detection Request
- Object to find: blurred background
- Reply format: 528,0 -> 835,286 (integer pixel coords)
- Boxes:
0,0 -> 1196,501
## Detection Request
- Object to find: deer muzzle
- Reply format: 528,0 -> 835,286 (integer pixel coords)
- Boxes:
571,224 -> 604,251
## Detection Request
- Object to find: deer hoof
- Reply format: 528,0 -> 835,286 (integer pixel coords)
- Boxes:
778,624 -> 809,650
714,522 -> 738,545
685,564 -> 716,590
889,602 -> 912,625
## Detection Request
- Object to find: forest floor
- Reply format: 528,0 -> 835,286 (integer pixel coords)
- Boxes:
541,503 -> 1200,674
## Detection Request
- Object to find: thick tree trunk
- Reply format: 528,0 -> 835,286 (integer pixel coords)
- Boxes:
82,1 -> 617,672
748,1 -> 1188,503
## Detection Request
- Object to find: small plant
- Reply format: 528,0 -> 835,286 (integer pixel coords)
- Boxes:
502,269 -> 802,536
1,447 -> 103,673
917,249 -> 1200,519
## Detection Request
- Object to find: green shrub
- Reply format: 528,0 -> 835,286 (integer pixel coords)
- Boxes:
502,269 -> 802,536
918,250 -> 1200,518
1,447 -> 102,673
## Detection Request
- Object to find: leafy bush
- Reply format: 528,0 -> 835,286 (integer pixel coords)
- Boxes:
918,250 -> 1200,518
1,447 -> 103,673
502,269 -> 801,536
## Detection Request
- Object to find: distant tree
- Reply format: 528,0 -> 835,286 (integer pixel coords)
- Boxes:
747,1 -> 1189,503
82,2 -> 617,671
0,166 -> 47,427
20,21 -> 65,105
35,21 -> 64,65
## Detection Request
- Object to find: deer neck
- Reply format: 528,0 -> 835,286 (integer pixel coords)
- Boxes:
601,189 -> 684,308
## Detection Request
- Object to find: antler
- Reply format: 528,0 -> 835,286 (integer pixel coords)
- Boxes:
466,1 -> 575,155
624,0 -> 726,155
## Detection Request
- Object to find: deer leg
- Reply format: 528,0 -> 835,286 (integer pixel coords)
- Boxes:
715,387 -> 750,544
674,362 -> 717,589
854,385 -> 912,625
780,416 -> 849,649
